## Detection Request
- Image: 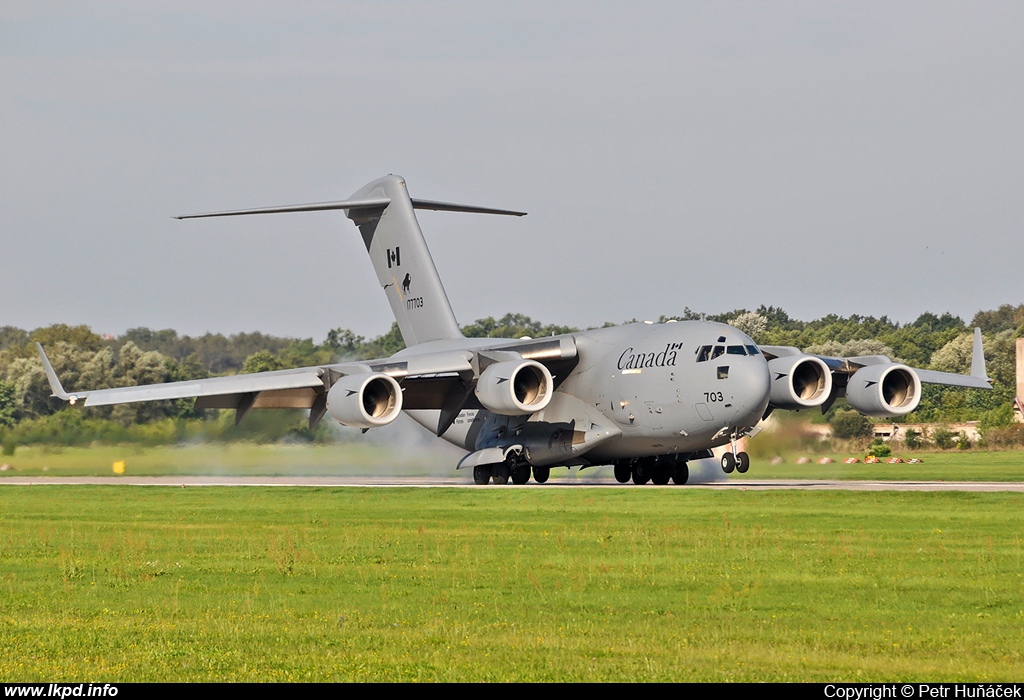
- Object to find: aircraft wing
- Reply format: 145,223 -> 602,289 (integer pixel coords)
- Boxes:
36,342 -> 477,425
758,328 -> 992,389
37,334 -> 578,433
58,368 -> 328,407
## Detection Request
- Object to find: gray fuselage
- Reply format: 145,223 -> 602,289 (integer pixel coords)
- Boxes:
403,320 -> 771,466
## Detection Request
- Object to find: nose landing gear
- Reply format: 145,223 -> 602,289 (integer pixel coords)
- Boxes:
720,441 -> 750,475
720,452 -> 736,473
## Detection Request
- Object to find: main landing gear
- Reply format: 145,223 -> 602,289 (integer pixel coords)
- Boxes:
613,456 -> 690,486
472,455 -> 550,485
473,464 -> 491,485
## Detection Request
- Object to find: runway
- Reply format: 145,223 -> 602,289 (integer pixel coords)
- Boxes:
2,476 -> 1024,491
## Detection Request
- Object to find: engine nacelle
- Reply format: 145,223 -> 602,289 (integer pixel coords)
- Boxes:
845,363 -> 921,418
766,355 -> 833,410
326,372 -> 403,428
475,360 -> 553,416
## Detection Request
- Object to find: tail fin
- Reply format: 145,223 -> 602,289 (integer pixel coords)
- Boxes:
345,175 -> 467,346
176,174 -> 525,347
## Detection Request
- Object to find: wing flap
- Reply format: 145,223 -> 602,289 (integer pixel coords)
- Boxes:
194,387 -> 321,410
400,376 -> 481,411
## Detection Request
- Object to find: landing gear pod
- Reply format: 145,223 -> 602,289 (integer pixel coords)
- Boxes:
327,373 -> 403,428
846,364 -> 921,418
766,355 -> 833,410
475,360 -> 553,415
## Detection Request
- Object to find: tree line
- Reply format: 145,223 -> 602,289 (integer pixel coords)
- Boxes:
1,304 -> 1022,448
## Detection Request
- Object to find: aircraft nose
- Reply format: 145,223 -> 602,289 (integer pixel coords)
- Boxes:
728,356 -> 771,425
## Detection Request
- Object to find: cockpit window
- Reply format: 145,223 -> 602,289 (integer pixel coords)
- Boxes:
745,345 -> 760,356
697,345 -> 728,362
727,345 -> 746,355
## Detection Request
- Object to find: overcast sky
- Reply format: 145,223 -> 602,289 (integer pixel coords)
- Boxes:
2,2 -> 1022,342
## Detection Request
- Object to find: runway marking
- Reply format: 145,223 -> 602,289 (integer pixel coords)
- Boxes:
2,477 -> 1024,491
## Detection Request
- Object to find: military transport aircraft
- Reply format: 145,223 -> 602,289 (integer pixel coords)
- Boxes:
37,175 -> 992,485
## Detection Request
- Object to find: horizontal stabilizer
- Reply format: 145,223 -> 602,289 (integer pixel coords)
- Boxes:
409,199 -> 526,217
176,197 -> 525,220
175,198 -> 392,219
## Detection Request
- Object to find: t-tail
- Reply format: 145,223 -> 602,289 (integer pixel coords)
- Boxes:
176,174 -> 525,347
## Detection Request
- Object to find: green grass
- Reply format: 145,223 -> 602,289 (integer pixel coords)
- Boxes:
1,487 -> 1022,681
1,443 -> 1022,482
0,443 -> 460,477
741,450 -> 1024,481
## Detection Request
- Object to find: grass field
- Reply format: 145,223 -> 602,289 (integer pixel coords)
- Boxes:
738,450 -> 1024,482
0,443 -> 459,477
1,486 -> 1022,681
1,443 -> 1022,482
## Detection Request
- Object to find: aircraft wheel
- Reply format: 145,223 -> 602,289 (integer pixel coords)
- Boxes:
736,452 -> 750,474
473,465 -> 492,485
672,463 -> 689,485
721,453 -> 736,474
532,466 -> 550,484
492,463 -> 510,485
651,463 -> 671,485
632,461 -> 652,485
613,464 -> 631,484
511,464 -> 531,485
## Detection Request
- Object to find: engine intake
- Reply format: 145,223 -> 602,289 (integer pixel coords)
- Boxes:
845,364 -> 921,418
475,360 -> 553,415
766,355 -> 833,410
326,372 -> 403,428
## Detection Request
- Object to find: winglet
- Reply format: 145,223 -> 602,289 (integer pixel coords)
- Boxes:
970,327 -> 989,381
35,343 -> 72,402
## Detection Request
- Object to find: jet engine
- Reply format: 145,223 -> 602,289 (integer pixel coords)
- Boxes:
845,364 -> 921,418
766,355 -> 833,410
475,360 -> 553,415
326,372 -> 403,428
